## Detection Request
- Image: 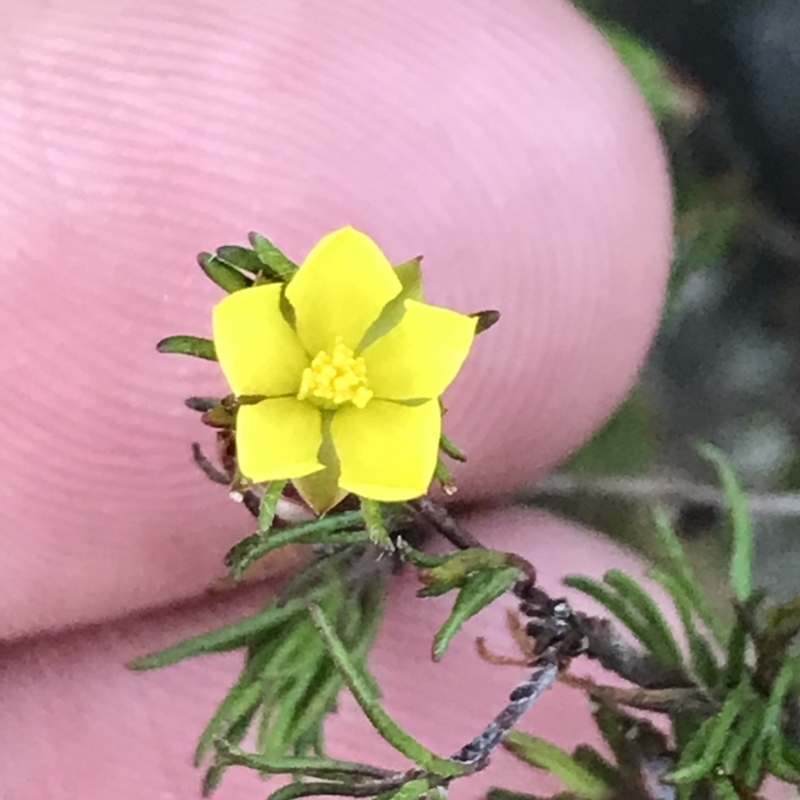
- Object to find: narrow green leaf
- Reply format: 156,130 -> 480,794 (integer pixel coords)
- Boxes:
195,676 -> 263,766
712,777 -> 740,800
156,335 -> 217,360
216,741 -> 391,779
129,592 -> 326,669
360,498 -> 393,549
249,232 -> 299,280
196,637 -> 292,765
765,594 -> 800,639
563,575 -> 672,663
652,507 -> 726,647
571,746 -> 620,792
398,543 -> 450,569
202,702 -> 260,796
216,245 -> 267,275
698,444 -> 753,603
266,780 -> 369,800
602,569 -> 683,667
762,661 -> 797,759
724,616 -> 749,690
766,735 -> 800,784
486,791 -> 553,800
503,732 -> 611,800
778,734 -> 800,773
309,604 -> 465,778
197,251 -> 252,292
439,433 -> 467,462
419,548 -> 513,587
255,616 -> 326,754
650,568 -> 721,688
417,583 -> 464,599
259,480 -> 288,532
590,705 -> 643,777
434,457 -> 454,493
265,656 -> 327,758
385,778 -> 430,800
766,752 -> 800,783
720,701 -> 763,775
667,680 -> 749,784
432,568 -> 517,661
225,510 -> 366,580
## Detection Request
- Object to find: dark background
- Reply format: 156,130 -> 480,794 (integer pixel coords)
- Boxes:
528,0 -> 800,604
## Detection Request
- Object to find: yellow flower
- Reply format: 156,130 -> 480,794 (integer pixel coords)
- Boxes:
212,226 -> 476,511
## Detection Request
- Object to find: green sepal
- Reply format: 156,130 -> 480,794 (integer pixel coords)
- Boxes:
249,232 -> 299,280
201,404 -> 236,428
156,335 -> 217,360
393,256 -> 424,300
197,251 -> 252,293
292,414 -> 346,515
470,309 -> 500,334
356,256 -> 423,353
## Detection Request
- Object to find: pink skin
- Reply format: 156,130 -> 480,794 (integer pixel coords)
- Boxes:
0,0 -> 729,797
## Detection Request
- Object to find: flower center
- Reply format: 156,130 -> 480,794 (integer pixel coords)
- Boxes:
297,337 -> 373,409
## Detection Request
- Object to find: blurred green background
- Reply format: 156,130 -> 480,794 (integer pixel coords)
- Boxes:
525,0 -> 800,604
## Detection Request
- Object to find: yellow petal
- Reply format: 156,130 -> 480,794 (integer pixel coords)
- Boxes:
236,398 -> 324,482
285,227 -> 402,354
331,399 -> 440,501
361,300 -> 477,401
213,284 -> 309,396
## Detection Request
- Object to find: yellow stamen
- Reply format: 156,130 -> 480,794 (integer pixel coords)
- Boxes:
298,337 -> 373,409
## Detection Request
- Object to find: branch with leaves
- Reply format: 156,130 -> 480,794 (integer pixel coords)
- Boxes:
142,229 -> 800,800
132,437 -> 800,800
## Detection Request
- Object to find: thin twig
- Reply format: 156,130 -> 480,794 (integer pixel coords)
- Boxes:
577,615 -> 695,689
525,473 -> 800,517
410,498 -> 484,549
560,673 -> 716,715
451,654 -> 560,766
